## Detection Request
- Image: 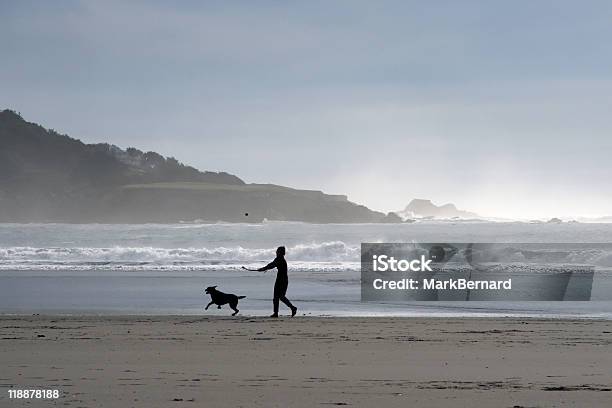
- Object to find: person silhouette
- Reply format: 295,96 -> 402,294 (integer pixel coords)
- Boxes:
252,246 -> 298,318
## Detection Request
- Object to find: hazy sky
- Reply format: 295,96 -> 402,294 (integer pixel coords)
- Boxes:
2,1 -> 612,218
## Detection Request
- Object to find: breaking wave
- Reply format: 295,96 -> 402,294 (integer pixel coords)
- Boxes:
2,242 -> 612,272
0,241 -> 361,271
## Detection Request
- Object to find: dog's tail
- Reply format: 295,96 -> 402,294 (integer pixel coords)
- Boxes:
237,296 -> 246,299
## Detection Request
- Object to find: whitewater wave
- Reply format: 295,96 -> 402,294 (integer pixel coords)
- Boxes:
0,241 -> 361,271
2,242 -> 612,271
0,261 -> 361,272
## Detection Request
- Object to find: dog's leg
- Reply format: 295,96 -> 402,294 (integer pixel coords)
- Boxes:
205,301 -> 214,310
230,301 -> 239,316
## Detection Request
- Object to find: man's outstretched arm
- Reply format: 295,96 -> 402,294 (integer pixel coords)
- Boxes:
258,259 -> 278,272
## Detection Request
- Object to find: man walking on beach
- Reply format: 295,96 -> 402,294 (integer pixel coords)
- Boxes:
248,246 -> 298,318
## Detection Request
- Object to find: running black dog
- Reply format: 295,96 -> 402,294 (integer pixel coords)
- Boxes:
204,286 -> 245,316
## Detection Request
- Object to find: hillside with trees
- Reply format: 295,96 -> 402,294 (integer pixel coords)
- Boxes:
0,110 -> 398,223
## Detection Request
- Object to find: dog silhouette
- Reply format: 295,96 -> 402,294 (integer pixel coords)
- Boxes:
204,286 -> 245,316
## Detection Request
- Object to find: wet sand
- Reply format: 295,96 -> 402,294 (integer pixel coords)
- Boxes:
1,316 -> 611,407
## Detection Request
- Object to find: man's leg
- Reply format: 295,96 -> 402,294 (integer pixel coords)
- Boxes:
280,296 -> 297,317
279,296 -> 294,309
272,296 -> 280,316
272,280 -> 285,317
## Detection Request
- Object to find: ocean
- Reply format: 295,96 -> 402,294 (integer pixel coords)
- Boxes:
1,221 -> 612,318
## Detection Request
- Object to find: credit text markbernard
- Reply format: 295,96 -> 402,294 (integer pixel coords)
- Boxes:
371,255 -> 512,291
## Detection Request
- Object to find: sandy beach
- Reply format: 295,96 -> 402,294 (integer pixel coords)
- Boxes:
1,316 -> 611,407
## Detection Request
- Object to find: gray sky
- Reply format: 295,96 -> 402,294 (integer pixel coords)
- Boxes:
2,0 -> 612,218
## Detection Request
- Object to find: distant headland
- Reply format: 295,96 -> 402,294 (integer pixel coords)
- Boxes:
0,109 -> 400,224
